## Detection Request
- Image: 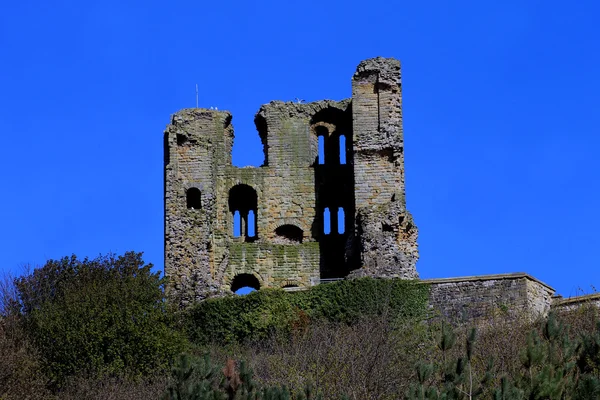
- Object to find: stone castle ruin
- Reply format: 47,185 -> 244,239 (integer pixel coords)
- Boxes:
164,57 -> 418,305
164,57 -> 597,319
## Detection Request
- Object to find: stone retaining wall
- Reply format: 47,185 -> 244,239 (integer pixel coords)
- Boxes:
552,293 -> 600,312
425,273 -> 555,323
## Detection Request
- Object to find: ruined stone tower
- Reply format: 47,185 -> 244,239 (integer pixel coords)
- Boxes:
164,57 -> 419,305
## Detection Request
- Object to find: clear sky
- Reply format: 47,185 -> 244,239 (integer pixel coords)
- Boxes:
1,0 -> 598,297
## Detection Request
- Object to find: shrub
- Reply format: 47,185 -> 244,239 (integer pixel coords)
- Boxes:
14,252 -> 187,386
57,373 -> 169,400
0,312 -> 50,399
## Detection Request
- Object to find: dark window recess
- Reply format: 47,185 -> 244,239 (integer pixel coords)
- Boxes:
311,106 -> 355,280
228,184 -> 259,241
231,273 -> 260,293
176,133 -> 187,146
186,188 -> 201,209
382,223 -> 394,232
275,225 -> 304,243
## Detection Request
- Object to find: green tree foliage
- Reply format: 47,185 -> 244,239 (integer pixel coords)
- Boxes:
510,313 -> 578,399
162,353 -> 326,400
407,326 -> 492,399
187,278 -> 429,345
162,353 -> 223,400
406,312 -> 600,400
493,377 -> 523,400
577,320 -> 600,376
14,252 -> 186,385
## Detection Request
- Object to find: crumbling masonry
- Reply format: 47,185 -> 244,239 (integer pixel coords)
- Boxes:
164,57 -> 419,305
163,57 -> 599,320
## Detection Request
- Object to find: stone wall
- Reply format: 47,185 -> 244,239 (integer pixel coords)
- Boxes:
552,293 -> 600,312
350,58 -> 419,279
163,58 -> 420,306
162,57 -> 595,319
426,273 -> 555,323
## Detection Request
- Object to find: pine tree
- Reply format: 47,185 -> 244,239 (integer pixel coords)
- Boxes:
493,377 -> 523,400
163,353 -> 225,400
407,326 -> 493,399
406,362 -> 438,400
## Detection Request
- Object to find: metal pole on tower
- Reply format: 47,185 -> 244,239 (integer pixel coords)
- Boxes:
195,84 -> 199,108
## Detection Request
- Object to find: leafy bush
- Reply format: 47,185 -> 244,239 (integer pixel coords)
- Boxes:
0,314 -> 51,399
13,252 -> 187,385
186,278 -> 429,345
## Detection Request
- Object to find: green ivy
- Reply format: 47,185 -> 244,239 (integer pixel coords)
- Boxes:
186,278 -> 429,345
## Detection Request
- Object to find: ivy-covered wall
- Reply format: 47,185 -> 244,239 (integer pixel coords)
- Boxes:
186,277 -> 429,345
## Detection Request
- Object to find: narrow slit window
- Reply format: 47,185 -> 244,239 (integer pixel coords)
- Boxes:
247,210 -> 256,237
338,208 -> 345,234
323,207 -> 331,235
233,211 -> 241,237
339,135 -> 346,164
318,135 -> 325,165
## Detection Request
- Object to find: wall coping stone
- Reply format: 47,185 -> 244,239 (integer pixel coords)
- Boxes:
423,272 -> 555,293
553,292 -> 600,306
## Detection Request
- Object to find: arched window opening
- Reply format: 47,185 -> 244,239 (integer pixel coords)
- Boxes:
275,224 -> 303,243
311,106 -> 355,279
186,187 -> 202,209
338,208 -> 345,234
323,208 -> 331,235
228,184 -> 258,241
233,211 -> 241,237
317,129 -> 327,165
247,210 -> 256,237
339,135 -> 346,164
231,273 -> 260,295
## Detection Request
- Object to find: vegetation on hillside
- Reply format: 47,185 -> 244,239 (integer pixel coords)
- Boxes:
1,251 -> 600,399
186,277 -> 429,345
1,252 -> 185,395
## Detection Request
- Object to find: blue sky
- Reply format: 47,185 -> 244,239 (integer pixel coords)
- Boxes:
1,0 -> 598,297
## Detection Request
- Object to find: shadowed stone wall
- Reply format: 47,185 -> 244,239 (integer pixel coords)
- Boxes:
164,57 -> 419,306
426,273 -> 555,323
